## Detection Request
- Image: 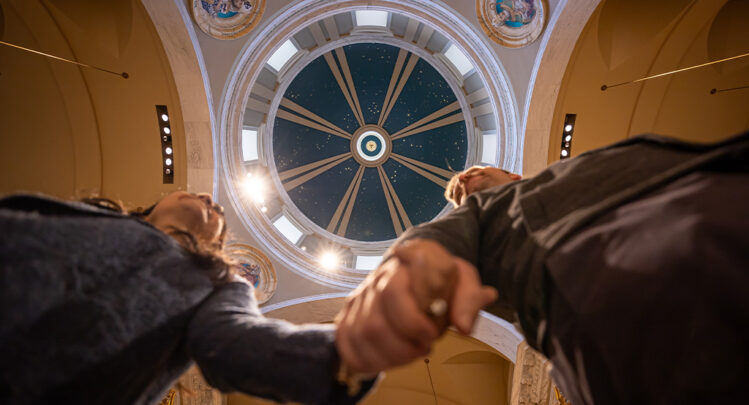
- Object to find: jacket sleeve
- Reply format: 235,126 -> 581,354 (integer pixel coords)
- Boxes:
383,185 -> 521,322
385,190 -> 493,270
185,281 -> 376,404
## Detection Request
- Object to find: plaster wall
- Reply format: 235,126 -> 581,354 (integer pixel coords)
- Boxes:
549,0 -> 749,162
0,0 -> 188,208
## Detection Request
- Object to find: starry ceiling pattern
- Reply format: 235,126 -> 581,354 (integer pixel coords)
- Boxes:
273,43 -> 467,242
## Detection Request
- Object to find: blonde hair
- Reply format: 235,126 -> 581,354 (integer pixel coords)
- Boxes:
444,165 -> 512,207
444,166 -> 484,207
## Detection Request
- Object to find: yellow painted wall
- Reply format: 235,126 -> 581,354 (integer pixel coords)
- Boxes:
549,0 -> 749,163
0,0 -> 187,207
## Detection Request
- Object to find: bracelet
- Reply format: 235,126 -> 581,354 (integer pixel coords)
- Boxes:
336,362 -> 363,397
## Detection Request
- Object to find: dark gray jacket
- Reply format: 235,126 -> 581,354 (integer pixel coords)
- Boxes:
0,196 -> 371,404
392,132 -> 749,351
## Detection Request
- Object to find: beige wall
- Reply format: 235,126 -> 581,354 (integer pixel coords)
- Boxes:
549,0 -> 749,163
0,0 -> 188,207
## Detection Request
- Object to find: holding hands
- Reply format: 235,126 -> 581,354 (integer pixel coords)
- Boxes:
335,239 -> 497,375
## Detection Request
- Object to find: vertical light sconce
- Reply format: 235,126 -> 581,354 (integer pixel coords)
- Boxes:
560,114 -> 576,160
156,105 -> 174,184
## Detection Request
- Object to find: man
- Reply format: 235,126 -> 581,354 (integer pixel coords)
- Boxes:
336,132 -> 749,404
444,165 -> 521,207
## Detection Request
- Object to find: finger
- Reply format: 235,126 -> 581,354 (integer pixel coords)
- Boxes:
344,284 -> 423,373
450,259 -> 498,334
359,305 -> 431,368
379,266 -> 439,346
336,308 -> 369,373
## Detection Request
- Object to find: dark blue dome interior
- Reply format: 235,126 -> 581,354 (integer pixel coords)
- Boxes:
273,42 -> 467,242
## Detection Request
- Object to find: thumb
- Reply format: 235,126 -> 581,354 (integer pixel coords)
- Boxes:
451,259 -> 498,334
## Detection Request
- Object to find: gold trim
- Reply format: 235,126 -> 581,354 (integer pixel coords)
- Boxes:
349,125 -> 392,168
191,0 -> 265,41
226,243 -> 277,304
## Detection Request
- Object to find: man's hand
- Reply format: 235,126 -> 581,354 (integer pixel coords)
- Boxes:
334,239 -> 497,375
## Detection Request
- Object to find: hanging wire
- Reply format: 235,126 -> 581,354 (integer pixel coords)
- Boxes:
601,52 -> 749,91
425,358 -> 438,405
710,84 -> 749,94
0,40 -> 129,79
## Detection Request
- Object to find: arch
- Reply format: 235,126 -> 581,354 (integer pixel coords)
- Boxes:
522,0 -> 601,176
141,0 -> 216,195
263,295 -> 523,362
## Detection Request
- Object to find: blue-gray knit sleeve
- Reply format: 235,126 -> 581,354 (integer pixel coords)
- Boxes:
186,282 -> 375,404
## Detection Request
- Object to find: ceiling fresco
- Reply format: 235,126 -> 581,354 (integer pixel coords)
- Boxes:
272,42 -> 467,242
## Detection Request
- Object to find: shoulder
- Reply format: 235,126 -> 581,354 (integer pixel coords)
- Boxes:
0,193 -> 125,218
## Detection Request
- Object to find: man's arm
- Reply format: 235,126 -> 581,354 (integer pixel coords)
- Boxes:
387,197 -> 485,265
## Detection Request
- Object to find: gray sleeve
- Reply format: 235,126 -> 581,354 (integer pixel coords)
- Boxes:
186,282 -> 375,404
382,188 -> 519,321
387,197 -> 483,266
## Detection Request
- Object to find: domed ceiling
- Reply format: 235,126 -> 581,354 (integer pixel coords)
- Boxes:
222,3 -> 519,285
273,42 -> 467,242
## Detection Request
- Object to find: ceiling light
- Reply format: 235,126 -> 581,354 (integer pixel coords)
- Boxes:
165,147 -> 173,155
564,124 -> 573,132
561,150 -> 568,157
164,127 -> 171,134
260,206 -> 268,213
565,135 -> 572,142
242,174 -> 266,203
320,252 -> 339,270
161,114 -> 169,122
165,158 -> 173,166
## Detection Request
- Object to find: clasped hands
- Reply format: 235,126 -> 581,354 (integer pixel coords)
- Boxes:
335,239 -> 498,376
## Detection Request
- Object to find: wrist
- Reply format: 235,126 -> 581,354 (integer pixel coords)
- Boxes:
336,360 -> 378,397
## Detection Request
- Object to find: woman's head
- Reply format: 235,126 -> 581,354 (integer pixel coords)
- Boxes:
84,191 -> 233,284
144,191 -> 226,249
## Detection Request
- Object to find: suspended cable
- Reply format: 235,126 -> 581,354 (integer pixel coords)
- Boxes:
424,358 -> 438,405
601,52 -> 749,91
710,84 -> 749,94
0,40 -> 129,79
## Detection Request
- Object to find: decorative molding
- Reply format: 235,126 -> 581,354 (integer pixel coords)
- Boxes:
191,0 -> 265,40
174,366 -> 223,405
226,243 -> 278,304
510,342 -> 553,405
263,35 -> 473,250
142,0 -> 217,196
158,389 -> 177,405
263,296 -> 522,365
261,292 -> 349,314
218,0 -> 520,288
472,311 -> 524,363
477,0 -> 547,48
521,0 -> 601,176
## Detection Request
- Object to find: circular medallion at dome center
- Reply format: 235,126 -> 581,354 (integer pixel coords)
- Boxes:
351,125 -> 391,167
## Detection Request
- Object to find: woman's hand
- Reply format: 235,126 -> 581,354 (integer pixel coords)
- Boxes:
334,239 -> 497,375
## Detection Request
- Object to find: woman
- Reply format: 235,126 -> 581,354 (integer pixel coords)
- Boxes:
0,192 -> 375,404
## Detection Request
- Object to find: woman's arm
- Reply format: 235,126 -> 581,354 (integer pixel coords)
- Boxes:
186,281 -> 375,404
